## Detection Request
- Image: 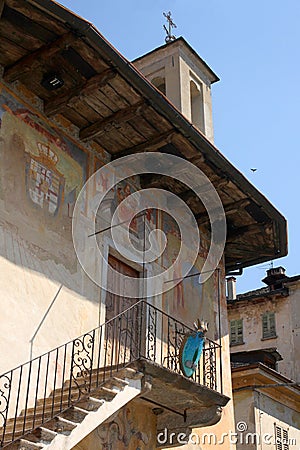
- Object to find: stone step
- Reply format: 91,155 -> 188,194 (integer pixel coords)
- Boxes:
21,427 -> 57,446
75,397 -> 104,412
30,383 -> 115,417
38,416 -> 76,436
39,377 -> 119,405
3,404 -> 86,436
46,385 -> 117,404
0,370 -> 142,448
58,406 -> 87,424
64,366 -> 142,388
1,416 -> 78,446
3,427 -> 56,448
4,406 -> 68,434
24,393 -> 104,420
3,385 -> 116,438
102,377 -> 129,391
3,437 -> 44,450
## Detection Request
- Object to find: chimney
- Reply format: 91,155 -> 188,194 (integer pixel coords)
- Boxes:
227,276 -> 237,301
262,266 -> 286,289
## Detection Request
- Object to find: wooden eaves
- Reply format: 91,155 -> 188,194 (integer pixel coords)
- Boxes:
0,0 -> 288,272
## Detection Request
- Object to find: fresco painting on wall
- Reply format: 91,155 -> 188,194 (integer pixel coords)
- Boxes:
96,407 -> 150,449
94,156 -> 106,194
162,218 -> 216,332
93,158 -> 158,248
161,212 -> 180,269
73,402 -> 155,450
25,143 -> 65,216
114,181 -> 139,234
0,86 -> 87,238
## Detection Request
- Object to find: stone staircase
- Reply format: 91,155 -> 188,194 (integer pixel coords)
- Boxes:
0,300 -> 225,449
1,367 -> 144,450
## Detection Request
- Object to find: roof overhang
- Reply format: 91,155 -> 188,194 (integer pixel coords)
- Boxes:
232,363 -> 300,412
133,36 -> 220,84
0,0 -> 288,272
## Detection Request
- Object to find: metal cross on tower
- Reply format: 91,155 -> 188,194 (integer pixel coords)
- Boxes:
163,11 -> 177,43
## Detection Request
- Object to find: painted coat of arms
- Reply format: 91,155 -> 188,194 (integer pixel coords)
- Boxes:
25,143 -> 65,216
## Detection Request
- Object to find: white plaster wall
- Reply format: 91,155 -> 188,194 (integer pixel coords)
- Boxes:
288,281 -> 300,383
254,391 -> 299,450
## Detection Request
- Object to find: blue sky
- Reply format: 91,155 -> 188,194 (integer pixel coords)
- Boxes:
59,1 -> 300,293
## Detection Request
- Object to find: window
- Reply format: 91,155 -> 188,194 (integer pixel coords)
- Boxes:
230,319 -> 243,345
275,424 -> 289,450
190,78 -> 205,133
151,76 -> 166,95
262,312 -> 276,339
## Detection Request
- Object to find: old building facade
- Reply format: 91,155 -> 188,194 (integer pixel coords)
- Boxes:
0,1 -> 287,449
227,269 -> 300,449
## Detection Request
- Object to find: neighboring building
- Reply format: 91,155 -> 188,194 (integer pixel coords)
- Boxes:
227,269 -> 300,449
0,1 -> 287,450
232,364 -> 300,450
227,267 -> 300,382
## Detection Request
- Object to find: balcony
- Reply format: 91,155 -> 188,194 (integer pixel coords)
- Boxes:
0,301 -> 229,448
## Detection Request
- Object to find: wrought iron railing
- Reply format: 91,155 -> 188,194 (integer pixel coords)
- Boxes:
0,300 -> 222,447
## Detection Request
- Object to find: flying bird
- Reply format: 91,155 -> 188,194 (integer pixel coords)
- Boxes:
250,168 -> 257,172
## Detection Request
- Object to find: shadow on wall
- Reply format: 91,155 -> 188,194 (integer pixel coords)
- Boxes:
0,87 -> 93,298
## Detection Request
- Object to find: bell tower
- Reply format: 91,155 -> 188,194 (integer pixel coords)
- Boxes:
133,33 -> 219,143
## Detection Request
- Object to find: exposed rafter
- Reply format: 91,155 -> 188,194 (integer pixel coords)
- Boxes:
142,173 -> 229,197
114,130 -> 176,158
3,31 -> 77,83
79,100 -> 145,141
227,223 -> 271,242
171,133 -> 201,160
44,68 -> 117,116
195,199 -> 251,224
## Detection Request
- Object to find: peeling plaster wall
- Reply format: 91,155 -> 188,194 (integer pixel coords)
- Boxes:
228,291 -> 299,381
228,282 -> 300,450
0,83 -> 105,372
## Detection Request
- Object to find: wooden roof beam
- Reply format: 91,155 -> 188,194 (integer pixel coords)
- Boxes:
141,174 -> 226,197
114,130 -> 176,158
176,179 -> 225,204
3,31 -> 77,83
44,68 -> 117,116
227,223 -> 271,242
80,100 -> 145,141
195,199 -> 251,224
177,179 -> 229,203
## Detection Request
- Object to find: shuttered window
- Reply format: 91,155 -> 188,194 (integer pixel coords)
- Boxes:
262,312 -> 276,339
230,319 -> 243,345
275,425 -> 289,450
